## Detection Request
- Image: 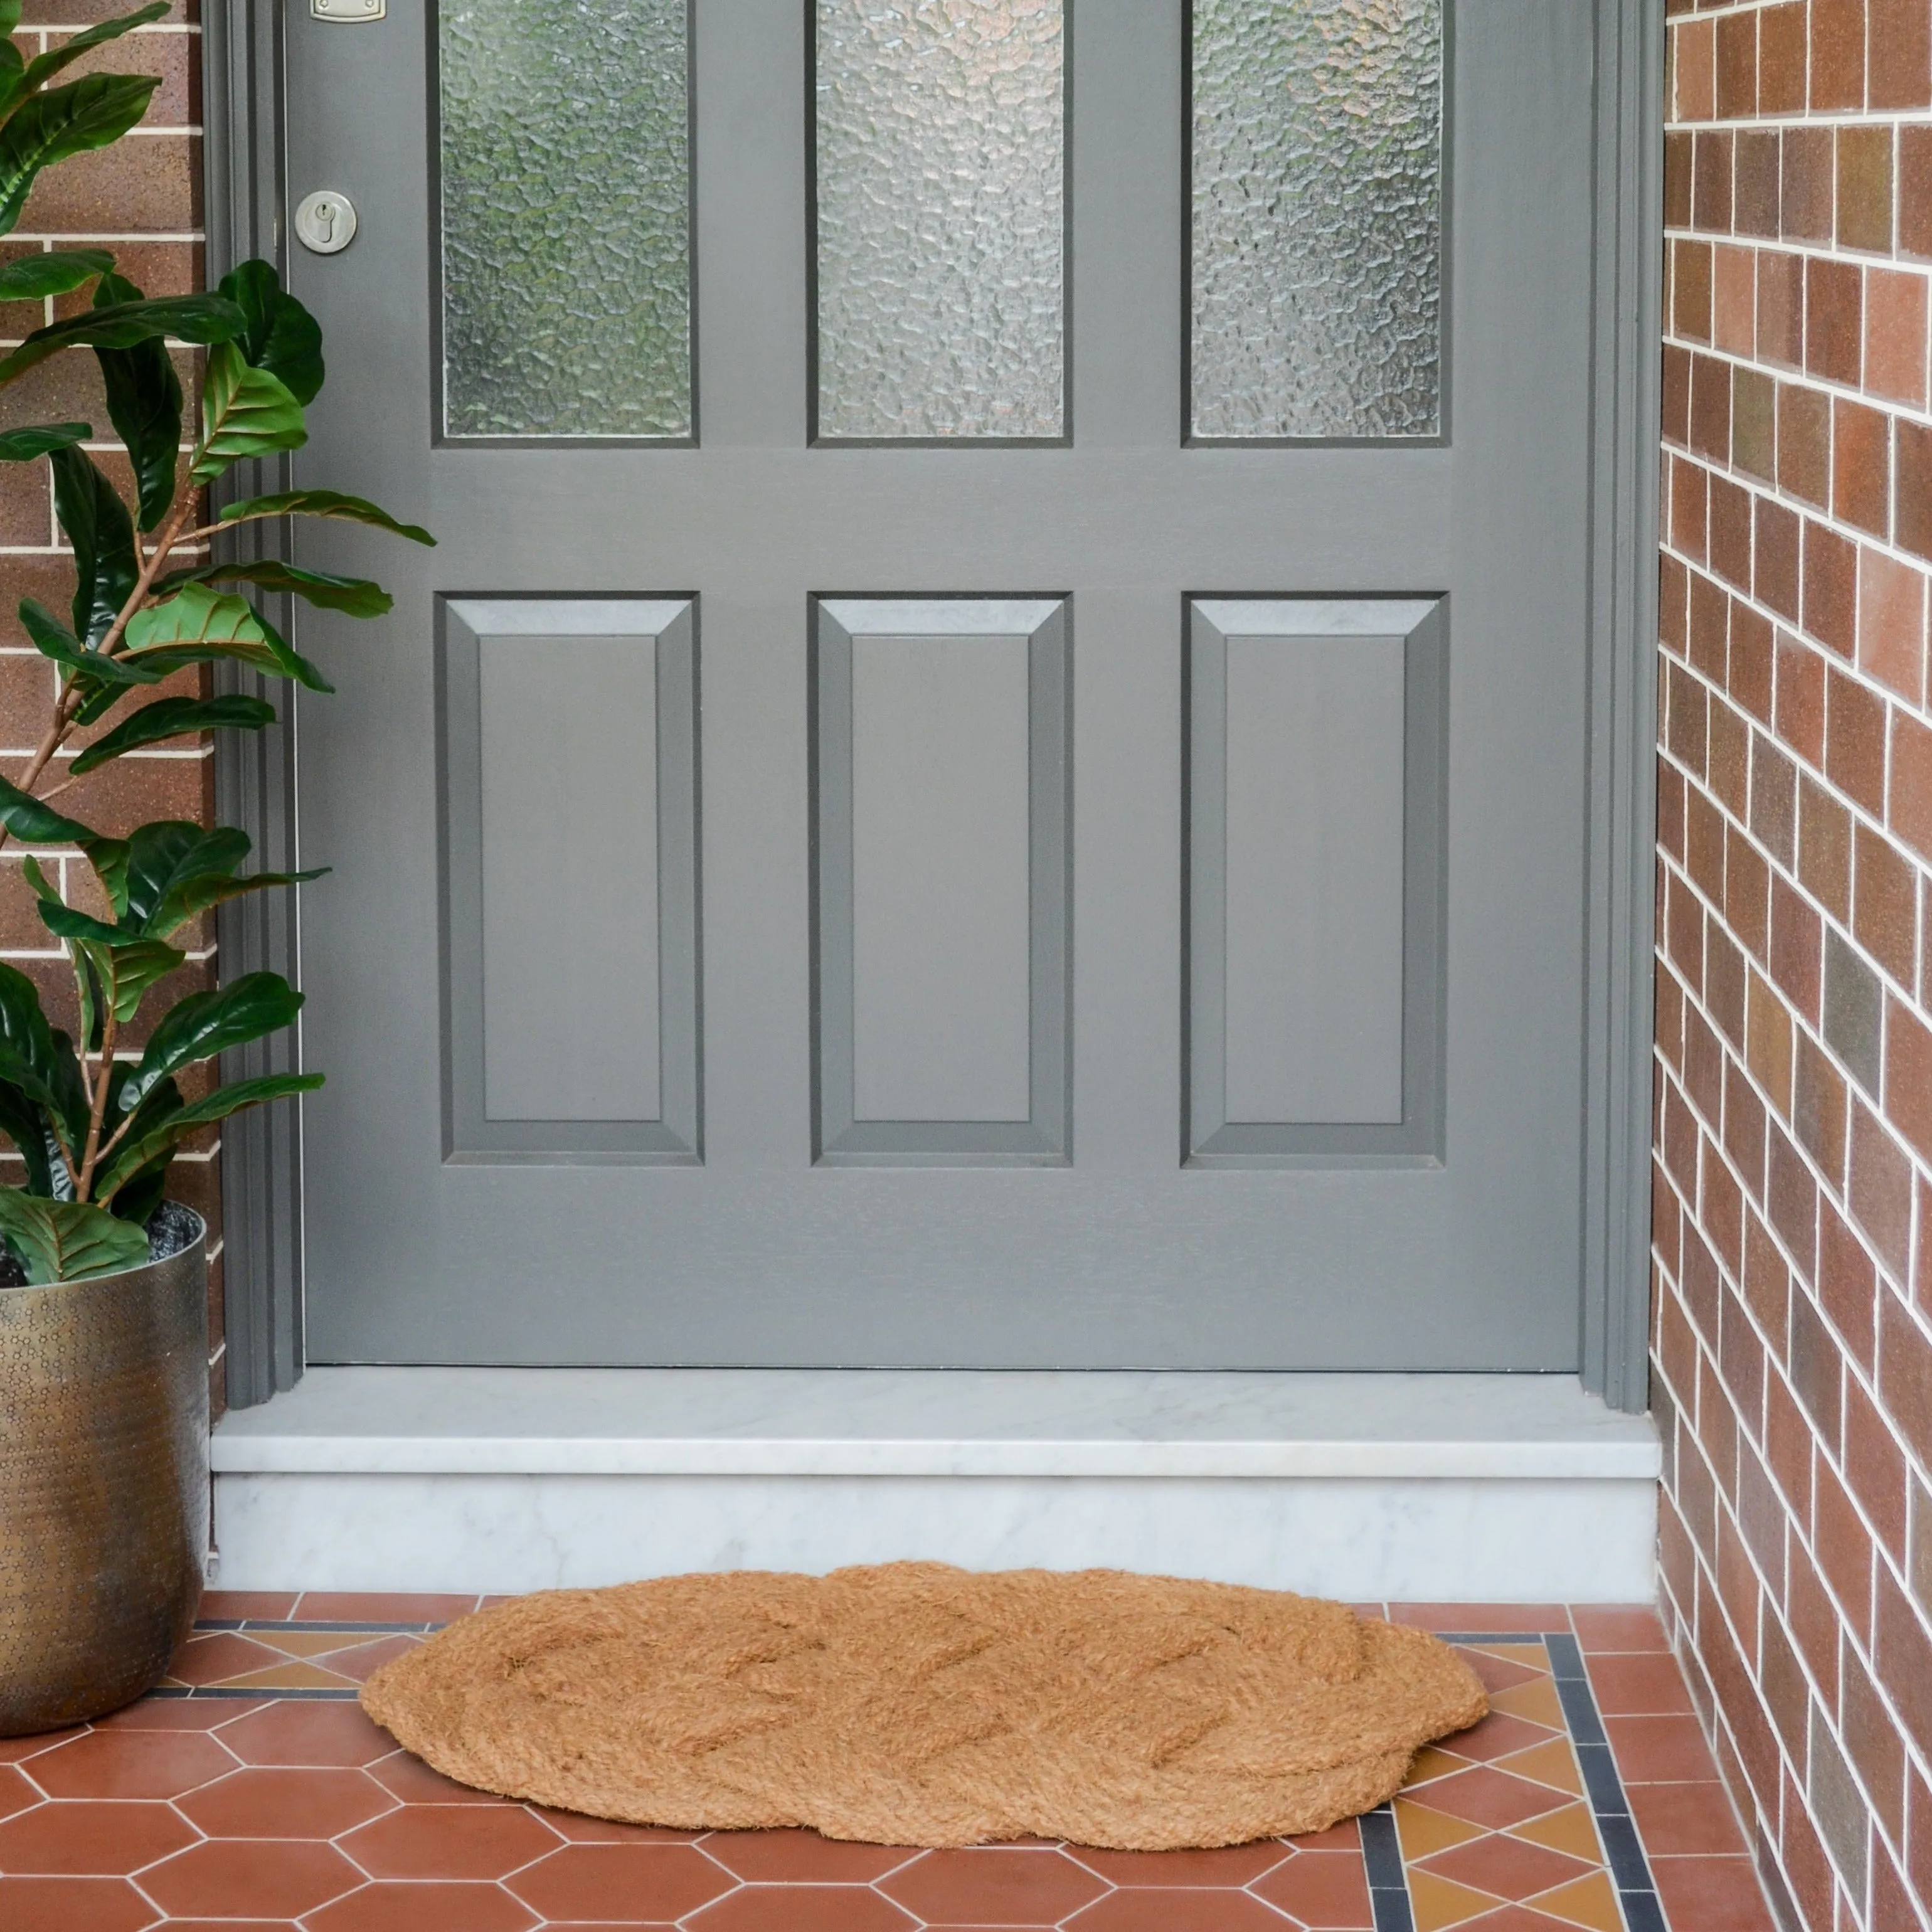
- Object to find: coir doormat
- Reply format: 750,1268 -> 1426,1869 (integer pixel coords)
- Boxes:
361,1562 -> 1487,1850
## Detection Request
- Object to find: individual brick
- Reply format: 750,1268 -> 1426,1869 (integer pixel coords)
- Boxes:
1884,994 -> 1932,1161
1825,666 -> 1889,814
1906,125 -> 1932,259
1806,256 -> 1864,384
1784,126 -> 1838,242
1736,130 -> 1781,239
1778,385 -> 1832,509
1696,129 -> 1736,234
1838,125 -> 1897,253
1853,821 -> 1921,989
1812,0 -> 1870,109
1872,0 -> 1932,109
1901,416 -> 1932,564
1756,496 -> 1802,619
1891,706 -> 1932,863
1733,364 -> 1776,480
1833,396 -> 1892,538
1865,266 -> 1929,405
1805,521 -> 1860,659
1677,236 -> 1716,341
1822,926 -> 1884,1096
1666,128 -> 1694,231
1714,243 -> 1756,355
1857,546 -> 1928,705
1758,246 -> 1805,367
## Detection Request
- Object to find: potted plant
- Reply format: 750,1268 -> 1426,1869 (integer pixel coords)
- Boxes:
0,1 -> 428,1733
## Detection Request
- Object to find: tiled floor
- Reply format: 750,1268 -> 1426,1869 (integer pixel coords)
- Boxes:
0,1598 -> 1776,1932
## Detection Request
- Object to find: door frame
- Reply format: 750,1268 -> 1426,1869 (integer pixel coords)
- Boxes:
201,0 -> 1664,1414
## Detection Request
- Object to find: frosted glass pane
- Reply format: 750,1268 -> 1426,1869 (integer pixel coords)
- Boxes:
440,0 -> 690,439
815,0 -> 1065,441
1191,0 -> 1443,440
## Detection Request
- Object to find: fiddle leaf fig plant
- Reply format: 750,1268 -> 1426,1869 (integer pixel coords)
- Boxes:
0,4 -> 432,1282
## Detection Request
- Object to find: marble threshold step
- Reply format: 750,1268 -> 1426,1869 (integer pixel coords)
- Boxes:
210,1367 -> 1662,1602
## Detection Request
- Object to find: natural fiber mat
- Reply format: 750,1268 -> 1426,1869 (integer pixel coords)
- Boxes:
361,1563 -> 1486,1850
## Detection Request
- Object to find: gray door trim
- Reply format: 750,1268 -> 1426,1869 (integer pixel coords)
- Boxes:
204,0 -> 308,1411
1578,0 -> 1665,1414
203,0 -> 1664,1411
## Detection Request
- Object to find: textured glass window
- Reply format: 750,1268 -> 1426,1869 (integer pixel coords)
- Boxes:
1191,0 -> 1443,441
439,0 -> 691,440
815,0 -> 1065,442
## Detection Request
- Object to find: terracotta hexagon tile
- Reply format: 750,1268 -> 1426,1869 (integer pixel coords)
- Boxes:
0,1763 -> 43,1820
216,1701 -> 395,1768
1402,1746 -> 1475,1787
0,1872 -> 157,1932
134,1838 -> 361,1919
0,1795 -> 198,1872
25,1726 -> 236,1799
880,1845 -> 1110,1924
1287,1819 -> 1361,1850
0,1728 -> 85,1763
701,1825 -> 920,1882
532,1806 -> 706,1844
96,1698 -> 265,1733
1250,1846 -> 1376,1927
1069,1842 -> 1289,1887
691,1884 -> 921,1932
1064,1887 -> 1295,1930
1418,1833 -> 1594,1903
506,1841 -> 740,1921
176,1766 -> 396,1840
1406,1768 -> 1569,1832
303,1878 -> 541,1932
366,1747 -> 513,1804
337,1801 -> 561,1879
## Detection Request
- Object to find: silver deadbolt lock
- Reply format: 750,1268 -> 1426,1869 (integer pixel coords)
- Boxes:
294,190 -> 358,255
312,0 -> 385,18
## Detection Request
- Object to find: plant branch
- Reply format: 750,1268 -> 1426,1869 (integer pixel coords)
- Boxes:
0,486 -> 195,857
75,1007 -> 119,1201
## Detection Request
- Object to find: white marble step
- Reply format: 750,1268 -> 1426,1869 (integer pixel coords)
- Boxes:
210,1368 -> 1661,1603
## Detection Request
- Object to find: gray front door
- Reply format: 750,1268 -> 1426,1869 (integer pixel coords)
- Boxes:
281,0 -> 1599,1371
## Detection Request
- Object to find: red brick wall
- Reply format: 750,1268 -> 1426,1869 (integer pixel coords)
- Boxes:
0,2 -> 222,1404
1654,2 -> 1932,1927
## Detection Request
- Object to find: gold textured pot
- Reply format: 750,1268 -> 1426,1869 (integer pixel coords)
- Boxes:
0,1204 -> 208,1735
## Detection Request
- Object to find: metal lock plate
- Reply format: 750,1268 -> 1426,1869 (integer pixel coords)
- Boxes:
312,0 -> 385,18
294,189 -> 358,255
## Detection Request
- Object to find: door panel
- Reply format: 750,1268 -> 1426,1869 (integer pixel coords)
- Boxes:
282,0 -> 1598,1371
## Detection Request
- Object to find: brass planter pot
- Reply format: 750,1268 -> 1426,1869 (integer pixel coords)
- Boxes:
0,1204 -> 208,1736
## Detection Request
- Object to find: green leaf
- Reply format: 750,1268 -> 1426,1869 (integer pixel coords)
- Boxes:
0,1188 -> 149,1282
30,894 -> 123,947
191,339 -> 305,482
71,694 -> 274,775
0,1081 -> 55,1196
159,558 -> 391,618
0,290 -> 245,390
115,971 -> 304,1118
18,595 -> 160,689
117,819 -> 248,930
122,581 -> 334,692
93,1068 -> 321,1205
0,770 -> 94,846
0,72 -> 159,239
152,864 -> 324,938
91,269 -> 180,529
0,6 -> 23,51
104,1147 -> 169,1223
0,247 -> 112,302
218,488 -> 433,546
218,259 -> 324,406
48,444 -> 135,648
70,933 -> 183,1024
0,5 -> 172,120
0,420 -> 88,460
0,958 -> 87,1146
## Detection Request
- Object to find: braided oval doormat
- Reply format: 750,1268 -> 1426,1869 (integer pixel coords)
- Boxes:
360,1562 -> 1487,1850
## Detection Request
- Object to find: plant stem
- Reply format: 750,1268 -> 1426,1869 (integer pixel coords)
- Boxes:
75,1005 -> 119,1203
0,491 -> 195,858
